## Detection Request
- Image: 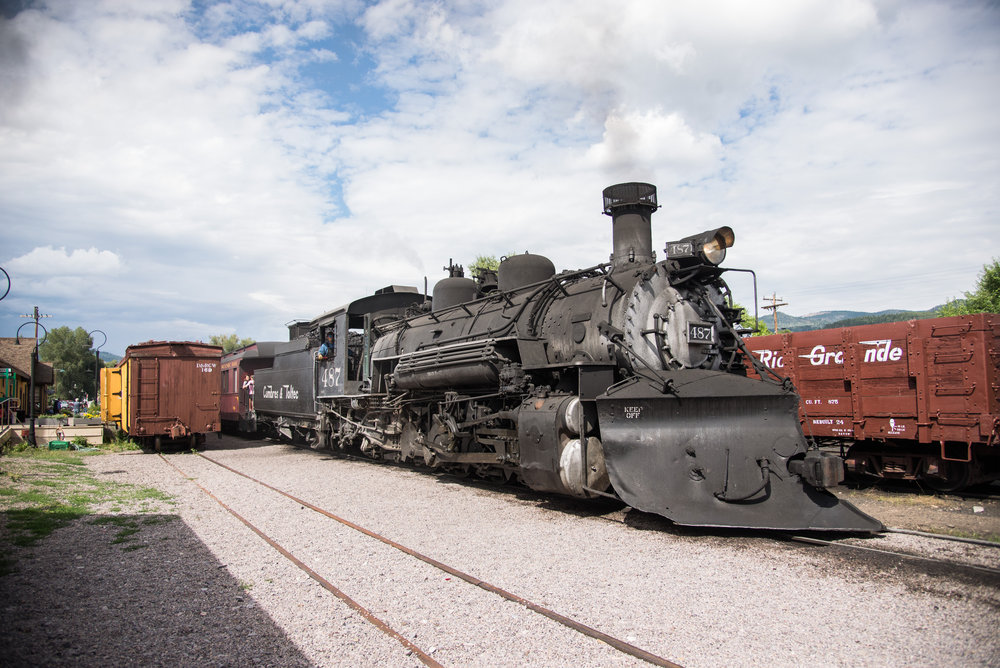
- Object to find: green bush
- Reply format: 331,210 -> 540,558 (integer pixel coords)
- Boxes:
1,440 -> 33,455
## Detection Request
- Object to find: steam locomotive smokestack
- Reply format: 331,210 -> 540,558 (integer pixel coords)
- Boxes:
602,182 -> 658,269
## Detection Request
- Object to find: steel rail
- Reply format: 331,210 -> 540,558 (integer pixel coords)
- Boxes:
788,534 -> 1000,578
157,454 -> 443,668
886,527 -> 1000,548
196,451 -> 683,668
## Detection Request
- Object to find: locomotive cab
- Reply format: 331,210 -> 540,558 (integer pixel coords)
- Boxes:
313,286 -> 427,397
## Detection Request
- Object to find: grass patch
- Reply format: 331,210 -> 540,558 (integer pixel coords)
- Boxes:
102,434 -> 142,452
112,526 -> 141,543
5,506 -> 90,547
0,447 -> 175,572
90,516 -> 134,527
12,450 -> 91,466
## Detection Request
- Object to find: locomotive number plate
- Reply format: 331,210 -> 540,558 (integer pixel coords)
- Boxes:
688,323 -> 714,343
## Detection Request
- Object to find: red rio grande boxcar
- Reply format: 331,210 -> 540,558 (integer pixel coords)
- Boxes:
744,314 -> 1000,491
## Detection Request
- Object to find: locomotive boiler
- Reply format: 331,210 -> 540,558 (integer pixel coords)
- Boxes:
257,183 -> 882,532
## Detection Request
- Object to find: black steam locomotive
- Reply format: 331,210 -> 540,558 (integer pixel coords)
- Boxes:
252,183 -> 882,532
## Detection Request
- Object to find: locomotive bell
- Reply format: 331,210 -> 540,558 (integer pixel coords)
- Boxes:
603,182 -> 658,269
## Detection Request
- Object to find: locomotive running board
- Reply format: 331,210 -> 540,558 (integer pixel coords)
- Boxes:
596,371 -> 884,533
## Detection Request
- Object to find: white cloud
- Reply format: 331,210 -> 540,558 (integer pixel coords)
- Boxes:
0,0 -> 997,353
7,247 -> 122,276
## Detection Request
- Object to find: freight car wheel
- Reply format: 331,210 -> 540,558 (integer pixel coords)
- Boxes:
922,461 -> 971,493
154,436 -> 162,453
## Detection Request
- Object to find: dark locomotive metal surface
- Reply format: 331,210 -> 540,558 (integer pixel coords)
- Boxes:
597,372 -> 882,531
251,182 -> 885,533
254,344 -> 315,419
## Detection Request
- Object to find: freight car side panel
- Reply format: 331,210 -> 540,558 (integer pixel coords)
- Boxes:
745,314 -> 1000,447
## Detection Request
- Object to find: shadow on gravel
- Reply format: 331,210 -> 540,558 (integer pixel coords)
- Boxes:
0,513 -> 312,667
195,433 -> 275,451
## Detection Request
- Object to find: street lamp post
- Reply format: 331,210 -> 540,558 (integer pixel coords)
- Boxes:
16,306 -> 51,446
88,329 -> 107,405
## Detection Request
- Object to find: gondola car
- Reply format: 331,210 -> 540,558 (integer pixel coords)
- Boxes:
744,315 -> 1000,491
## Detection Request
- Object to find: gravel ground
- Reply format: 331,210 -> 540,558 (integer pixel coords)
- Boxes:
2,437 -> 999,667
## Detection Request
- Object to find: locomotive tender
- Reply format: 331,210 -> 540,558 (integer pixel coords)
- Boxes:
254,183 -> 882,532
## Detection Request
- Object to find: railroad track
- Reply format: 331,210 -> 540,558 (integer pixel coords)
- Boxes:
788,533 -> 1000,578
158,452 -> 683,668
285,443 -> 1000,579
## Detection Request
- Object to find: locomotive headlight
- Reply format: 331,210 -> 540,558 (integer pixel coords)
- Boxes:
701,227 -> 734,265
666,227 -> 735,266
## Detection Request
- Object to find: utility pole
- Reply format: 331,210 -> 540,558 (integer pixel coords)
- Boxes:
761,293 -> 787,333
18,306 -> 52,446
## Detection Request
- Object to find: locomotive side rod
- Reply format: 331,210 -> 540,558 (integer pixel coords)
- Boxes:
196,451 -> 685,668
156,454 -> 443,668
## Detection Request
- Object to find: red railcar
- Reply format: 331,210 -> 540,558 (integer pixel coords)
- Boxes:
220,342 -> 278,433
744,314 -> 1000,490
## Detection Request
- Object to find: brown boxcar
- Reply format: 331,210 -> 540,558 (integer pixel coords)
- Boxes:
744,314 -> 1000,490
102,341 -> 222,450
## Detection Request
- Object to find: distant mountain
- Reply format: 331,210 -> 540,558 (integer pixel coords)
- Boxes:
761,307 -> 943,332
99,351 -> 122,364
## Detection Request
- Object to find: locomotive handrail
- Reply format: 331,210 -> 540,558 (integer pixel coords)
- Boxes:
374,336 -> 518,360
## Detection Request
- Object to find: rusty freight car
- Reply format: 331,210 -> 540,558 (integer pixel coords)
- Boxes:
101,341 -> 222,450
744,314 -> 1000,490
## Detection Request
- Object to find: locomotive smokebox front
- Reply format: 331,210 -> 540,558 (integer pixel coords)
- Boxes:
603,182 -> 658,268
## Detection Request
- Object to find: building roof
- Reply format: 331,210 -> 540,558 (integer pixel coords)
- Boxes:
0,337 -> 54,384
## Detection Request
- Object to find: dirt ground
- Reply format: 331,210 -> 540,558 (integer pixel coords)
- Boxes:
835,481 -> 1000,540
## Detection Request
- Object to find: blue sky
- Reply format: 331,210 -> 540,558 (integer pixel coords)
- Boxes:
1,0 -> 998,355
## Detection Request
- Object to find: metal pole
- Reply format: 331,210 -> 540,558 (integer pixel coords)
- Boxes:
18,307 -> 51,447
88,329 -> 107,407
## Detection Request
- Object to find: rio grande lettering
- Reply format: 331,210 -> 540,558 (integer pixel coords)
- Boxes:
752,339 -> 904,369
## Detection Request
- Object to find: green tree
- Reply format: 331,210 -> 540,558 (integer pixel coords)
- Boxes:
209,334 -> 256,353
39,326 -> 102,400
469,254 -> 501,274
734,302 -> 771,336
939,259 -> 1000,316
468,253 -> 518,278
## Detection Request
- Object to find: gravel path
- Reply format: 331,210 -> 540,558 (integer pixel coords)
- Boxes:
3,438 -> 999,667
